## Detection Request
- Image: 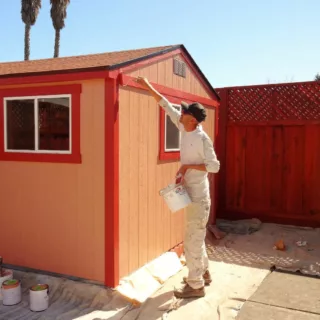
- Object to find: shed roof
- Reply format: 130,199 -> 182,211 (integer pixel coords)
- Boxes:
0,44 -> 219,100
0,45 -> 175,77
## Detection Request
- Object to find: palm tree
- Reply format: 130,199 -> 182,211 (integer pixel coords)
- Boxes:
315,73 -> 320,81
21,0 -> 42,61
50,0 -> 70,58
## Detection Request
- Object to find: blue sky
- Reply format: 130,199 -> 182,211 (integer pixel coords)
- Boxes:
0,0 -> 319,87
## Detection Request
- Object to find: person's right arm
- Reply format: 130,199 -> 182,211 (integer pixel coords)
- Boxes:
136,77 -> 181,128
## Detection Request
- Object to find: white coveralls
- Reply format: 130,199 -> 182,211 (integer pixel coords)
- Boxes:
159,98 -> 220,289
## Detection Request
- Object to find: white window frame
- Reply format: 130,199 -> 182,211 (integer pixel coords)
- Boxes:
4,94 -> 72,154
164,104 -> 181,152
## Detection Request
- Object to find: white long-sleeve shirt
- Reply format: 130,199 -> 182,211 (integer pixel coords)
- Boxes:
159,97 -> 220,201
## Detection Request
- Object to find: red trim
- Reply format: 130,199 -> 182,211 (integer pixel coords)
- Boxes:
0,70 -> 109,86
104,77 -> 119,288
107,70 -> 120,79
169,242 -> 184,258
120,75 -> 219,108
0,84 -> 81,163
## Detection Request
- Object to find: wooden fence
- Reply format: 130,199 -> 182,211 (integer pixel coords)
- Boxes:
216,81 -> 320,226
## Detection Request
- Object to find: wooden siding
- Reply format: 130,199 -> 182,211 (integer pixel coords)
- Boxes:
0,80 -> 105,281
118,87 -> 216,278
224,123 -> 320,225
128,54 -> 211,99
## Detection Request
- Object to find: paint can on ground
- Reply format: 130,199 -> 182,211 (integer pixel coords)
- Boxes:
2,279 -> 21,306
29,284 -> 49,312
159,183 -> 191,212
0,269 -> 13,300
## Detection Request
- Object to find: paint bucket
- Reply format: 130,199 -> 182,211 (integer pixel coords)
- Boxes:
29,284 -> 49,312
0,269 -> 13,301
159,183 -> 191,212
2,279 -> 21,306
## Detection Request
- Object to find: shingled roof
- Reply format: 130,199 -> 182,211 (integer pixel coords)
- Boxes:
0,45 -> 177,77
0,44 -> 219,100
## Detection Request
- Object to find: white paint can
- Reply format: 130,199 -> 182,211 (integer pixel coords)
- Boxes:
29,284 -> 49,312
2,279 -> 22,306
0,269 -> 13,300
159,183 -> 191,212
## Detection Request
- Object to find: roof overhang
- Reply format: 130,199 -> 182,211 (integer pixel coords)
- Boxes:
0,45 -> 220,101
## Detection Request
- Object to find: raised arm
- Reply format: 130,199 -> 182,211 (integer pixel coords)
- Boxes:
136,77 -> 181,128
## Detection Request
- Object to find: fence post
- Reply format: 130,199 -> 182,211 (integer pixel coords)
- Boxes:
210,88 -> 228,224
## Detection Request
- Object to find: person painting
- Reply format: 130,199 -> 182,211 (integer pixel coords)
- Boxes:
137,77 -> 220,299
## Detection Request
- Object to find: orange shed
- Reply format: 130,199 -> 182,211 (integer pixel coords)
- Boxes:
0,44 -> 220,287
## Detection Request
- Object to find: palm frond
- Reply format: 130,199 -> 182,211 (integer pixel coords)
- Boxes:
21,0 -> 42,60
50,0 -> 70,30
21,0 -> 41,26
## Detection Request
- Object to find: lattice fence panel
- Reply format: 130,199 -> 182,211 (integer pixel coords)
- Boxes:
6,100 -> 35,150
38,101 -> 70,151
224,82 -> 320,122
8,100 -> 34,129
39,103 -> 69,130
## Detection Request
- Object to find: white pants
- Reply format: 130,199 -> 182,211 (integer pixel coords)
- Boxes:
184,198 -> 211,289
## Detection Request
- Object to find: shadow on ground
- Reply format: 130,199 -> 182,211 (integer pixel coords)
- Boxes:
206,222 -> 320,277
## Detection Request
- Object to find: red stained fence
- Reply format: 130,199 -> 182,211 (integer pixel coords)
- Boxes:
216,81 -> 320,226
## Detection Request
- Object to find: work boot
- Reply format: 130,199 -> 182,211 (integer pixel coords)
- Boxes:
174,284 -> 205,299
182,270 -> 212,286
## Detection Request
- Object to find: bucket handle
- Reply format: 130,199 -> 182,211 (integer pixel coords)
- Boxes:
175,173 -> 183,185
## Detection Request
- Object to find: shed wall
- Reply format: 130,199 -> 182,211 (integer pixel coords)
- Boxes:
128,54 -> 212,99
118,86 -> 216,278
0,80 -> 105,281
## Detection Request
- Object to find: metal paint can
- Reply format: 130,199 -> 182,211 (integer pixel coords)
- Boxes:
0,269 -> 13,300
2,279 -> 22,306
30,284 -> 49,312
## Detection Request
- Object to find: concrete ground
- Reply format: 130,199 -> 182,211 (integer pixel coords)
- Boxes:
237,271 -> 320,319
1,222 -> 320,319
211,221 -> 320,277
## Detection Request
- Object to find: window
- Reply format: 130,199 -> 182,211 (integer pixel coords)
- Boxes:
0,84 -> 81,163
159,102 -> 181,161
165,104 -> 181,151
5,96 -> 71,153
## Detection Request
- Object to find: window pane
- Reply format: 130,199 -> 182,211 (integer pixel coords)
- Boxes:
6,99 -> 35,150
38,97 -> 70,151
165,114 -> 180,150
